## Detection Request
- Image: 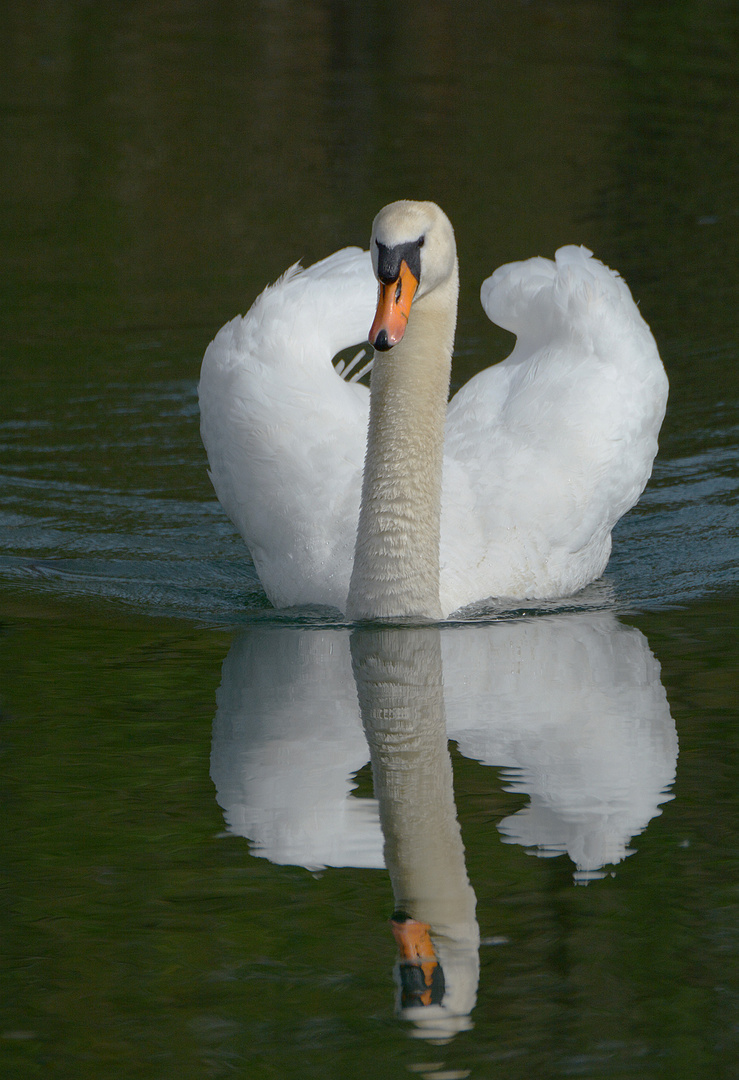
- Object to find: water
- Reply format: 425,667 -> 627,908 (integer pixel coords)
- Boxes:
1,2 -> 737,1077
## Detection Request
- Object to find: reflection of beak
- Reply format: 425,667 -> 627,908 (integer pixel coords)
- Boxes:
391,913 -> 445,1007
369,260 -> 419,351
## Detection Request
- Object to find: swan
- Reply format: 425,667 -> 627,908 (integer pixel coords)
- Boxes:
199,201 -> 668,618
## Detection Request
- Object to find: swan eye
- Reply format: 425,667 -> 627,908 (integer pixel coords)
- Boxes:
418,236 -> 425,247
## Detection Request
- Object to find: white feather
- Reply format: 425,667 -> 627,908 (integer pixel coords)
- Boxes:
199,241 -> 667,616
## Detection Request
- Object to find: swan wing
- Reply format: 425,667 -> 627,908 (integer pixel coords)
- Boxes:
440,246 -> 668,612
199,248 -> 377,610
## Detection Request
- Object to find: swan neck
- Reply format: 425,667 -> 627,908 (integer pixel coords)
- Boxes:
347,264 -> 458,620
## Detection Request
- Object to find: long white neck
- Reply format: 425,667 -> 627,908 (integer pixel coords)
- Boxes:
347,262 -> 458,620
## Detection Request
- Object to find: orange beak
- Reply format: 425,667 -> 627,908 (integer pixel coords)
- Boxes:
369,259 -> 419,350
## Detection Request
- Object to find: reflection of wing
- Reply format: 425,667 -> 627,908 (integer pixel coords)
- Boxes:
199,249 -> 376,610
210,611 -> 675,880
210,628 -> 382,870
443,613 -> 677,878
440,247 -> 669,612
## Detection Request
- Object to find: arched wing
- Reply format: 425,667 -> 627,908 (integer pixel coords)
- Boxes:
199,248 -> 377,610
439,247 -> 667,612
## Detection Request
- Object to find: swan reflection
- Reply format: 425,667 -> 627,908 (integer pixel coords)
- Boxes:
210,627 -> 382,869
210,611 -> 676,1034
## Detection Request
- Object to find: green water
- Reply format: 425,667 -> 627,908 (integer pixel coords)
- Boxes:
2,596 -> 737,1077
1,2 -> 737,1077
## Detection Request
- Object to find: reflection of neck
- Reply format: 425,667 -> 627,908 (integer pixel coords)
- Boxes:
347,270 -> 458,620
350,626 -> 477,944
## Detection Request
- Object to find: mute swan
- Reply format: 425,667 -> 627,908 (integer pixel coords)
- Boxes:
199,201 -> 668,618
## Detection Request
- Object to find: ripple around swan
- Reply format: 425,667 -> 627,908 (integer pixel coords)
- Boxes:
0,434 -> 735,624
1,340 -> 737,623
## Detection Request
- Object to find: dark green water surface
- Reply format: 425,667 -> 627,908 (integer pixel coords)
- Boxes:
1,3 -> 737,1077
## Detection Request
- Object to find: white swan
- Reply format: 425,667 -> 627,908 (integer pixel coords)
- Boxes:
199,201 -> 668,618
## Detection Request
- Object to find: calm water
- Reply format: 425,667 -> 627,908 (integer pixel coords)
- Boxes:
1,3 -> 738,1078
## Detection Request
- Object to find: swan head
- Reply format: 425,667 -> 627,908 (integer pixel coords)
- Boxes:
369,201 -> 457,351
